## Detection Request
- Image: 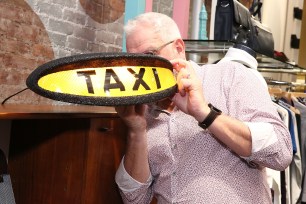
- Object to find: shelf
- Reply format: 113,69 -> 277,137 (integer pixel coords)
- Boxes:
184,40 -> 304,72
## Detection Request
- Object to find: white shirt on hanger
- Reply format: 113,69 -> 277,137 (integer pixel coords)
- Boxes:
219,47 -> 268,89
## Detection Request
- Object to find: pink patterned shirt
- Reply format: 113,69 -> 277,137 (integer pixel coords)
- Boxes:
116,61 -> 293,204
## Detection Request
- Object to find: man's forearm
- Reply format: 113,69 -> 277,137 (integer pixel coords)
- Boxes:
207,114 -> 252,157
124,130 -> 151,183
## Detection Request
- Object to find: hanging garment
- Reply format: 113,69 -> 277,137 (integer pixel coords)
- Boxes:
278,99 -> 302,204
292,96 -> 306,202
218,46 -> 268,88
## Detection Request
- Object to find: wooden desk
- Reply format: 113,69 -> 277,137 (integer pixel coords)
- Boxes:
1,104 -> 126,204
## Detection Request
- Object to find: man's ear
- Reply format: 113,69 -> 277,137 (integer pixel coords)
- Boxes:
174,39 -> 186,59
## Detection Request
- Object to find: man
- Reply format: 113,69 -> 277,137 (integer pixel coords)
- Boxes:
115,12 -> 292,204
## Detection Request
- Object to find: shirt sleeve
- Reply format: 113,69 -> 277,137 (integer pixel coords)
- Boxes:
115,157 -> 154,203
115,157 -> 153,192
213,61 -> 293,171
244,122 -> 278,153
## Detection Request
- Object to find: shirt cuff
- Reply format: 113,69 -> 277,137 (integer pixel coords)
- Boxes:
115,157 -> 153,192
244,122 -> 278,153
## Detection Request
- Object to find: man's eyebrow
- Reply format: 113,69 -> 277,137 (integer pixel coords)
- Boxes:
144,46 -> 157,50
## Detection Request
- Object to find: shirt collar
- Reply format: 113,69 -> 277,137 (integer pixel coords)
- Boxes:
219,47 -> 258,70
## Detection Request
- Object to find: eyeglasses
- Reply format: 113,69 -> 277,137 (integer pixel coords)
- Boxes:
143,40 -> 174,55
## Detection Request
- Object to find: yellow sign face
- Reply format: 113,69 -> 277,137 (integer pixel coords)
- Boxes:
38,66 -> 176,97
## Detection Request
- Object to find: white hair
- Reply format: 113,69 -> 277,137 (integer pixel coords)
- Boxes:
124,12 -> 182,42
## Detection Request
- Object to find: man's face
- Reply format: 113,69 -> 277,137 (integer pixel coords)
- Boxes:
126,27 -> 178,61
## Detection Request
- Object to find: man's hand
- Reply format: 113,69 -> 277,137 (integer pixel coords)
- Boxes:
115,104 -> 147,135
170,59 -> 210,122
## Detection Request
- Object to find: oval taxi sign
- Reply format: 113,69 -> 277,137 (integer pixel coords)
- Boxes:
26,53 -> 177,106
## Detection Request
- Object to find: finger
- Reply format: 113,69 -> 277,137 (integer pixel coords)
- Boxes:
178,76 -> 195,97
181,68 -> 191,79
134,104 -> 147,115
171,59 -> 189,72
176,67 -> 191,94
115,106 -> 124,114
176,67 -> 189,83
177,80 -> 186,96
115,105 -> 134,116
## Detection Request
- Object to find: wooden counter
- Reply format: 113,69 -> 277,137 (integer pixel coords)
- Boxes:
1,104 -> 126,204
0,104 -> 117,119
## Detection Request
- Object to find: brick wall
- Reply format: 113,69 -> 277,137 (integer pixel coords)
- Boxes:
153,0 -> 173,17
0,0 -> 55,105
0,0 -> 124,105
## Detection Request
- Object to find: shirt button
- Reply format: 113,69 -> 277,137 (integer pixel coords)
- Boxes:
172,171 -> 176,176
172,144 -> 177,150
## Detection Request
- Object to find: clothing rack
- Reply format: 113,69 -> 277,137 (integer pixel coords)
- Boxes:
266,77 -> 306,92
268,89 -> 306,204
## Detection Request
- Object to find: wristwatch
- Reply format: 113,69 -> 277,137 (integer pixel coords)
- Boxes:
198,103 -> 222,129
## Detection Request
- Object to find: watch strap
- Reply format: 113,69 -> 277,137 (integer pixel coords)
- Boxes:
198,103 -> 222,129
